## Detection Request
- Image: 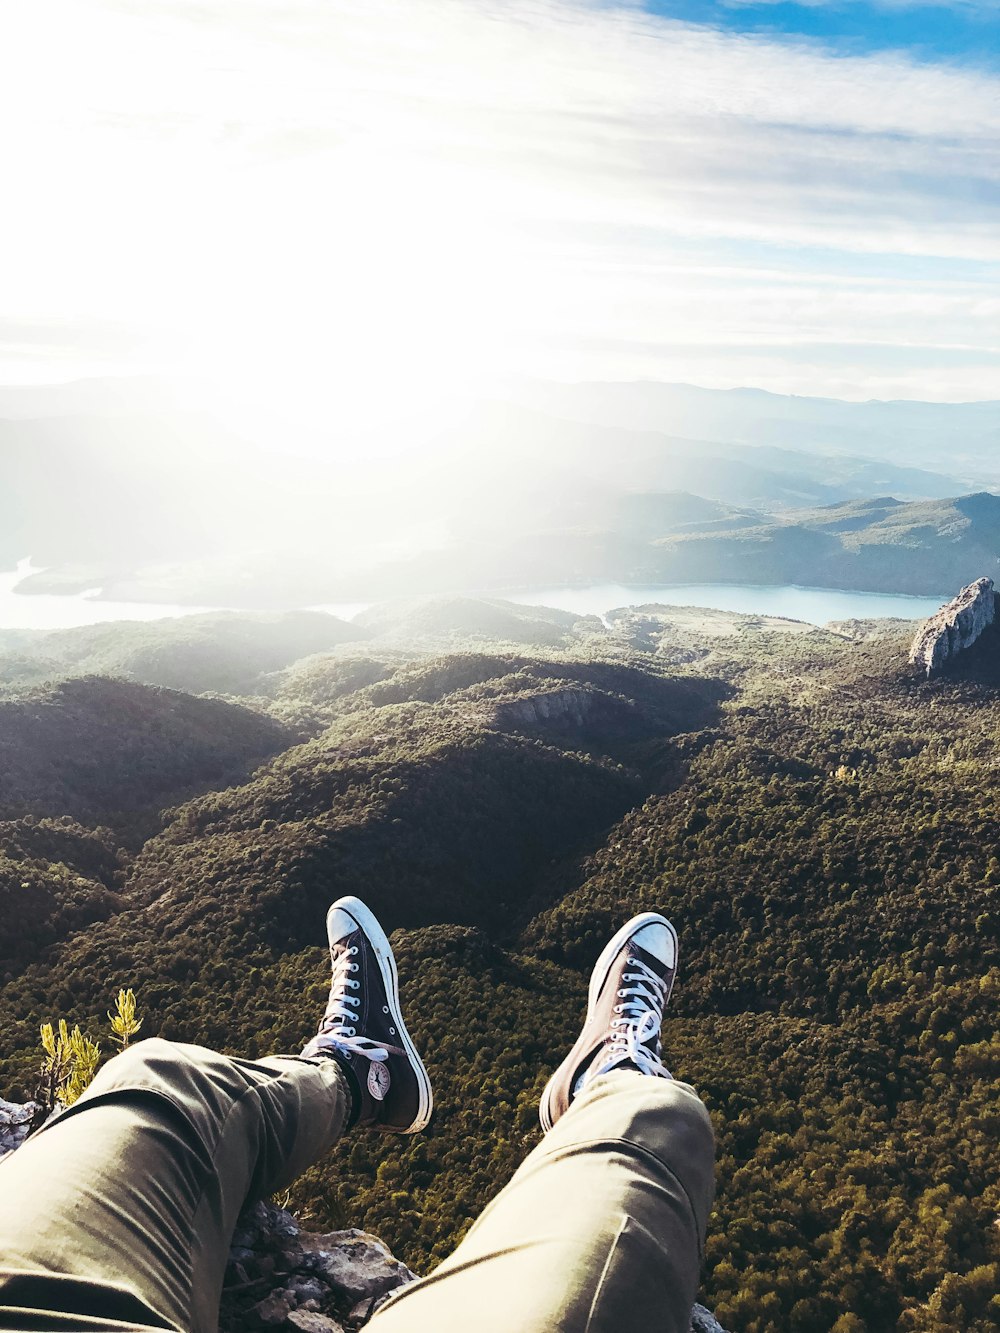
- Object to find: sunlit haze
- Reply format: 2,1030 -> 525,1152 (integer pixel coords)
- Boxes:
1,0 -> 998,617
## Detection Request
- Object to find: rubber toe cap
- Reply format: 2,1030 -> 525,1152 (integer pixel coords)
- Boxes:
632,920 -> 676,969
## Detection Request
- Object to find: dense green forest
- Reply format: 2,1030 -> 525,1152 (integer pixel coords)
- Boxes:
0,601 -> 997,1331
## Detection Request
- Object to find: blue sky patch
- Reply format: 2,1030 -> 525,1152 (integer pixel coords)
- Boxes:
640,0 -> 1000,70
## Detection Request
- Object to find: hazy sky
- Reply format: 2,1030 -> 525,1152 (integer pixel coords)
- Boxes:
2,0 -> 997,404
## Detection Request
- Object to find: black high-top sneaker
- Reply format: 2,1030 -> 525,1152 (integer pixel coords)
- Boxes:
539,912 -> 677,1132
302,896 -> 433,1133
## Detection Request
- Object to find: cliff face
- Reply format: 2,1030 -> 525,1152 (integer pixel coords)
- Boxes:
488,686 -> 607,730
908,577 -> 997,677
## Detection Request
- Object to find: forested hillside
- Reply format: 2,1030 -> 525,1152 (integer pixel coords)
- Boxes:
0,677 -> 293,839
0,605 -> 996,1331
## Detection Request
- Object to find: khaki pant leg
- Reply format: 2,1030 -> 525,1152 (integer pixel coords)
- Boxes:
371,1073 -> 715,1333
0,1039 -> 350,1333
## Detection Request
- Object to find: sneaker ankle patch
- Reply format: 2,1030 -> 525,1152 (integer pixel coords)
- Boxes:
367,1062 -> 391,1101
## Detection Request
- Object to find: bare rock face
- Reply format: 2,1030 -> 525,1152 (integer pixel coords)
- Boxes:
909,577 -> 997,677
0,1098 -> 38,1159
221,1202 -> 419,1332
692,1303 -> 733,1333
486,685 -> 644,739
488,686 -> 601,730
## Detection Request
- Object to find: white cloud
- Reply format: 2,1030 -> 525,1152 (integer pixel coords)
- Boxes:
0,0 -> 996,401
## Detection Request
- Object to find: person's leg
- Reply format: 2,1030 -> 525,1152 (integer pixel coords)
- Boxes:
0,1041 -> 350,1333
369,1072 -> 714,1333
370,911 -> 715,1333
0,895 -> 432,1333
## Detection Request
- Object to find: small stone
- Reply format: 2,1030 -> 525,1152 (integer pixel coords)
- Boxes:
286,1277 -> 326,1306
286,1312 -> 345,1333
299,1229 -> 418,1305
250,1290 -> 295,1326
348,1291 -> 402,1324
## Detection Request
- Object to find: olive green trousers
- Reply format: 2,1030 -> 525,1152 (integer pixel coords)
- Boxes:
0,1039 -> 714,1333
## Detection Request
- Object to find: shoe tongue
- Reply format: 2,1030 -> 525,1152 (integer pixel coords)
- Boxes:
331,931 -> 361,959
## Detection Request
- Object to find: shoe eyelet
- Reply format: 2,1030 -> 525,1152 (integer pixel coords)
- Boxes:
389,1027 -> 395,1035
349,946 -> 358,955
350,980 -> 359,989
347,1027 -> 355,1036
382,1005 -> 389,1014
617,989 -> 626,997
350,963 -> 358,972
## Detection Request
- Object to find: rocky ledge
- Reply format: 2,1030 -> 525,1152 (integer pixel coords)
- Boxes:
909,577 -> 997,678
220,1201 -> 417,1332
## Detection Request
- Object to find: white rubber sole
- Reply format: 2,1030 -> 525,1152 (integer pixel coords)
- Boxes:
327,895 -> 433,1133
538,911 -> 678,1133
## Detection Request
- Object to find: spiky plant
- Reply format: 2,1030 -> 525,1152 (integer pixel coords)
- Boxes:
108,988 -> 143,1051
38,1019 -> 102,1109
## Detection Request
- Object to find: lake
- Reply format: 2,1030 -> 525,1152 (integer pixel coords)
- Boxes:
0,560 -> 947,633
504,583 -> 948,626
0,561 -> 214,631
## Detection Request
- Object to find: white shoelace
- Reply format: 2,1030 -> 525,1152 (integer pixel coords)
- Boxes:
307,945 -> 391,1063
588,955 -> 671,1085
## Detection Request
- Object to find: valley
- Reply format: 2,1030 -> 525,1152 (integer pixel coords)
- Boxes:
0,597 -> 996,1330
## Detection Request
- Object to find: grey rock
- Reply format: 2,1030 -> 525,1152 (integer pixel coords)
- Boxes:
0,1098 -> 38,1160
347,1291 -> 400,1324
286,1312 -> 345,1333
691,1302 -> 733,1333
250,1290 -> 295,1326
285,1277 -> 326,1306
299,1228 -> 418,1305
909,577 -> 997,677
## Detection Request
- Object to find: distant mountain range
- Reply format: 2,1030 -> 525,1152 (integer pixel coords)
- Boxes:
506,379 -> 1000,486
0,377 -> 996,605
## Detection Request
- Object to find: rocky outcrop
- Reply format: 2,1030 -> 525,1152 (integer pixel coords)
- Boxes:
487,686 -> 642,737
691,1305 -> 732,1333
909,577 -> 997,677
0,1098 -> 38,1158
221,1201 -> 417,1331
488,686 -> 602,730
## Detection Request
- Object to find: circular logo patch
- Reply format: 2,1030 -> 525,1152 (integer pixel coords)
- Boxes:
367,1061 -> 391,1101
